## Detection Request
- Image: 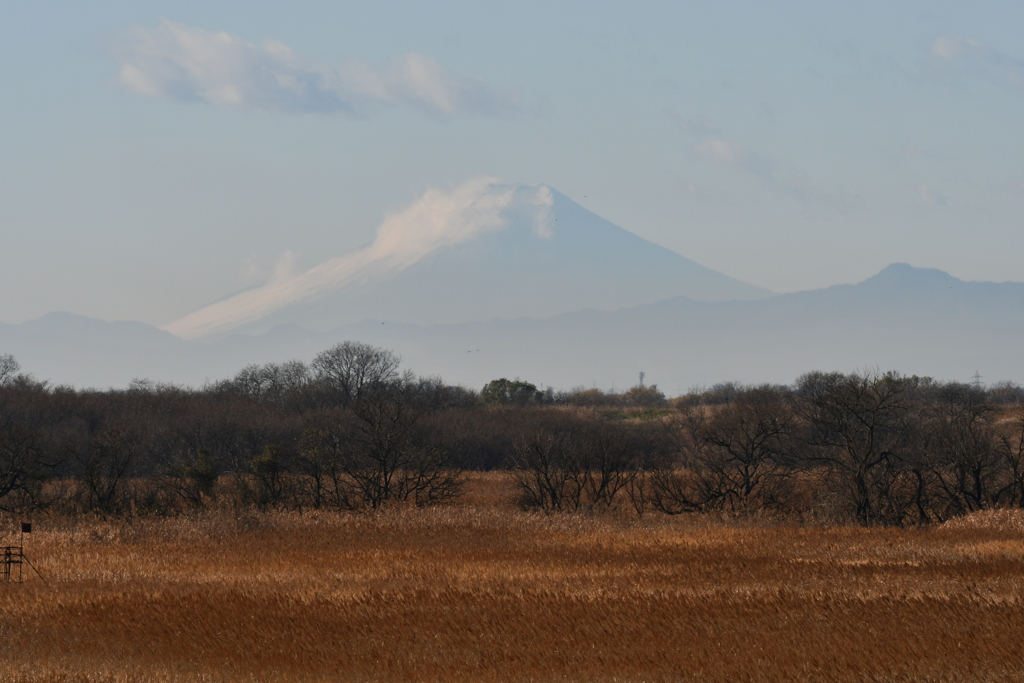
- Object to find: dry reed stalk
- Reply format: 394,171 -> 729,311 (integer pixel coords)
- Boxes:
0,473 -> 1022,682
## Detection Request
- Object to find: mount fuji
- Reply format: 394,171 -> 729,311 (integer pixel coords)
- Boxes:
6,181 -> 1023,391
164,180 -> 771,339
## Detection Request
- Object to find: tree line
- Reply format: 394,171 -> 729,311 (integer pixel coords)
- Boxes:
1,348 -> 1023,525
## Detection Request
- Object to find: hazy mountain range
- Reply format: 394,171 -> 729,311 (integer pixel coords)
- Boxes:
3,182 -> 1022,391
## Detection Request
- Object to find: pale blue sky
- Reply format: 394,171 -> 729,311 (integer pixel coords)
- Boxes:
2,1 -> 1023,326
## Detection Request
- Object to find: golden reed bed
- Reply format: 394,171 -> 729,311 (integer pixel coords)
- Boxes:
1,474 -> 1022,682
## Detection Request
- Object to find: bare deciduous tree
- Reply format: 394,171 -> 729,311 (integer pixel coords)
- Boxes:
0,354 -> 20,386
926,384 -> 1001,517
647,466 -> 704,515
996,415 -> 1024,508
231,361 -> 311,405
312,342 -> 401,407
75,428 -> 140,515
299,385 -> 463,510
797,371 -> 917,525
509,412 -> 644,513
0,424 -> 50,511
163,447 -> 219,509
683,385 -> 797,513
345,385 -> 462,508
580,421 -> 642,511
509,428 -> 585,512
248,444 -> 290,509
296,424 -> 356,510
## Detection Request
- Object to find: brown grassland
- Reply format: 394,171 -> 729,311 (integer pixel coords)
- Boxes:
1,473 -> 1023,682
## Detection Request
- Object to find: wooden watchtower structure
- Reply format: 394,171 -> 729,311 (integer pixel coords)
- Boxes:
3,523 -> 40,583
2,544 -> 24,582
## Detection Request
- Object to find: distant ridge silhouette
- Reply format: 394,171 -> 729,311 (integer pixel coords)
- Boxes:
3,264 -> 1023,391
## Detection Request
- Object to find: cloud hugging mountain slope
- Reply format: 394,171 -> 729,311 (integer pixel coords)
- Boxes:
163,180 -> 771,339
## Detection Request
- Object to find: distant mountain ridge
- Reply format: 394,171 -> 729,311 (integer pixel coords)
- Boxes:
2,264 -> 1023,391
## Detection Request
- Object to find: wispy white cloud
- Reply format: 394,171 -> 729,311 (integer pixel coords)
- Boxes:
235,249 -> 304,289
695,138 -> 776,178
114,19 -> 515,115
932,35 -> 1024,93
932,36 -> 971,59
163,179 -> 553,339
667,109 -> 720,137
694,135 -> 860,211
917,184 -> 946,207
268,250 -> 302,283
695,138 -> 740,164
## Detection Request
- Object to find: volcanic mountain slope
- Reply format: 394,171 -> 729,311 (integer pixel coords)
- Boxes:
164,180 -> 771,339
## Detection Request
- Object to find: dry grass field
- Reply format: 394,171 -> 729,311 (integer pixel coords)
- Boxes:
1,473 -> 1023,682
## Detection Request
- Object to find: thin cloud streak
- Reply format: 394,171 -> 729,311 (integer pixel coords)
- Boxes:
163,179 -> 553,339
917,184 -> 946,207
694,136 -> 860,211
932,35 -> 1024,93
114,19 -> 515,116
